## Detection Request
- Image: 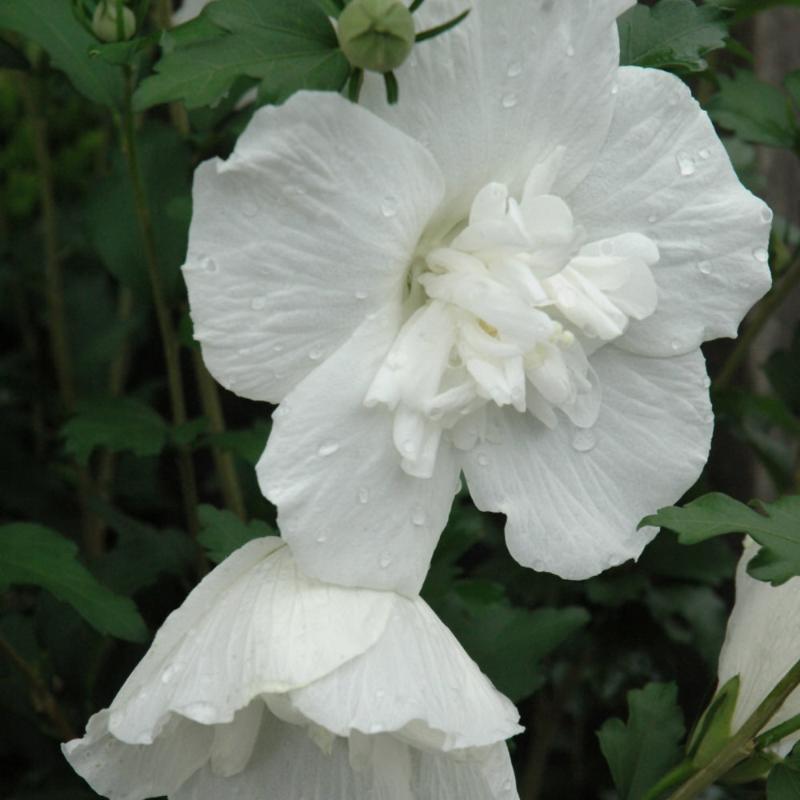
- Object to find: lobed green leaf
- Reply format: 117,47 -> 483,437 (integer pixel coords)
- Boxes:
198,504 -> 276,563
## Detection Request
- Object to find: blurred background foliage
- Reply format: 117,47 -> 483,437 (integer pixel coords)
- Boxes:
1,0 -> 800,798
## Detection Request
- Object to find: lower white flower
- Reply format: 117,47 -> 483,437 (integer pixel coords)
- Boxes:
63,538 -> 522,799
717,541 -> 800,756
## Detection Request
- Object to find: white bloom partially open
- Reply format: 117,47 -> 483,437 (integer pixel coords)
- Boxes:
184,0 -> 771,593
717,541 -> 800,756
64,538 -> 521,800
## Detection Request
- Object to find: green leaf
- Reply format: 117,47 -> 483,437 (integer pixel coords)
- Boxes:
0,523 -> 147,642
0,0 -> 123,106
617,0 -> 728,73
198,505 -> 275,563
433,579 -> 589,703
706,0 -> 800,23
708,70 -> 799,149
62,396 -> 169,465
642,493 -> 800,585
206,421 -> 270,465
133,0 -> 350,110
0,38 -> 30,70
597,682 -> 685,800
768,744 -> 800,799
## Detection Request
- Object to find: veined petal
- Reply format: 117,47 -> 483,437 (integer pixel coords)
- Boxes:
287,594 -> 522,751
461,347 -> 712,579
717,542 -> 800,755
184,91 -> 444,402
570,67 -> 771,356
258,307 -> 462,595
103,540 -> 394,744
361,0 -> 632,228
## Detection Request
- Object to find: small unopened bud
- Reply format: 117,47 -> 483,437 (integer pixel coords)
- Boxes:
92,1 -> 136,43
337,0 -> 415,73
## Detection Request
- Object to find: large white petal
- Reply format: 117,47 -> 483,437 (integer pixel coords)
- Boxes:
462,347 -> 713,579
175,711 -> 518,800
288,593 -> 522,750
362,0 -> 634,227
184,91 -> 444,402
717,542 -> 800,754
63,712 -> 213,800
104,540 -> 394,744
258,306 -> 462,595
570,67 -> 771,357
171,0 -> 208,24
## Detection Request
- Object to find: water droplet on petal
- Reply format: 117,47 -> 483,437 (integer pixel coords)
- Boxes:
315,534 -> 327,544
698,147 -> 711,160
381,196 -> 398,217
379,553 -> 392,569
309,346 -> 324,361
411,506 -> 426,526
703,376 -> 711,389
203,257 -> 218,273
507,61 -> 522,77
355,289 -> 368,300
318,440 -> 339,457
375,689 -> 386,699
477,453 -> 489,467
647,214 -> 657,224
670,339 -> 681,352
501,92 -> 518,109
611,83 -> 619,95
761,207 -> 773,224
273,343 -> 284,353
753,247 -> 769,263
358,487 -> 370,504
697,260 -> 712,275
571,429 -> 596,453
250,296 -> 266,310
565,43 -> 575,57
676,151 -> 696,177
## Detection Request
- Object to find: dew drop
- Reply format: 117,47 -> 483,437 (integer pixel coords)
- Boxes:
501,92 -> 518,109
502,779 -> 514,794
753,247 -> 769,263
411,506 -> 427,526
380,196 -> 398,217
308,346 -> 324,361
477,453 -> 489,467
379,553 -> 392,569
203,257 -> 219,273
507,61 -> 522,78
565,43 -> 575,57
647,214 -> 657,224
315,534 -> 327,544
160,663 -> 181,684
401,439 -> 415,456
571,429 -> 596,453
703,376 -> 711,389
761,207 -> 774,224
611,83 -> 619,96
317,440 -> 339,457
698,147 -> 711,160
670,339 -> 681,352
358,487 -> 370,504
250,296 -> 266,310
676,152 -> 696,177
355,289 -> 368,300
375,689 -> 386,700
697,260 -> 712,275
273,343 -> 284,353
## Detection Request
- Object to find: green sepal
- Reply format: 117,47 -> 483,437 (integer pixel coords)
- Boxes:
687,675 -> 741,767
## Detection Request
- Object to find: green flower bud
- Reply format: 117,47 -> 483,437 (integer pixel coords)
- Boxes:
92,1 -> 136,43
338,0 -> 415,74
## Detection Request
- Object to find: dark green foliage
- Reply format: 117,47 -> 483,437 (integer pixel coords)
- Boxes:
597,682 -> 686,800
768,744 -> 800,799
198,504 -> 276,563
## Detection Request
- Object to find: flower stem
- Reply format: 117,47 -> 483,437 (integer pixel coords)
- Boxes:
119,67 -> 199,540
0,635 -> 76,741
756,711 -> 800,750
715,252 -> 800,391
667,655 -> 800,800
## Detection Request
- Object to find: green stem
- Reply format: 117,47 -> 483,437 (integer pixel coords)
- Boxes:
667,655 -> 800,800
756,711 -> 800,751
642,761 -> 696,800
119,67 -> 199,540
715,253 -> 800,390
192,349 -> 246,519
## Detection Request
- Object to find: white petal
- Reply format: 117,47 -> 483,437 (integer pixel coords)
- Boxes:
570,67 -> 771,356
718,543 -> 800,754
184,91 -> 444,402
104,541 -> 394,744
171,0 -> 209,25
258,307 -> 462,595
462,347 -> 713,579
63,711 -> 213,800
287,594 -> 522,750
362,0 -> 632,226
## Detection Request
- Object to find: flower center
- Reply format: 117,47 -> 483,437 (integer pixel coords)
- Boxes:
365,150 -> 660,479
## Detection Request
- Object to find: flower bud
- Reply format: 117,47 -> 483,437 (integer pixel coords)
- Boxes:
92,1 -> 136,43
337,0 -> 415,73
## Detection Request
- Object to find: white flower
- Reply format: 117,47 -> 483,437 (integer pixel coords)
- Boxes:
171,0 -> 209,25
63,538 -> 521,800
184,0 -> 771,594
717,541 -> 800,756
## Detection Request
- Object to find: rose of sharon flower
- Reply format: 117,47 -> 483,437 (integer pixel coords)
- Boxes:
717,541 -> 800,757
184,0 -> 772,594
171,0 -> 208,25
64,538 -> 521,800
